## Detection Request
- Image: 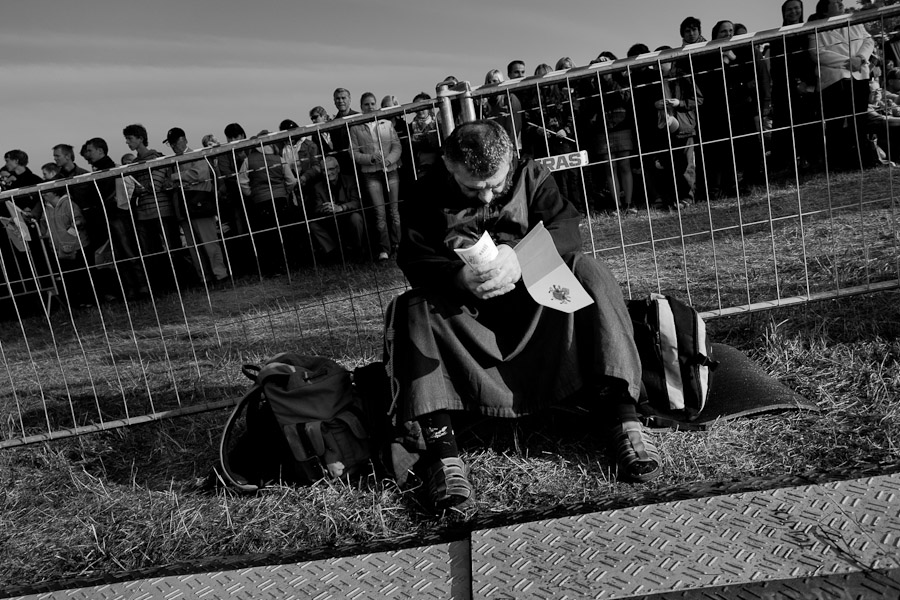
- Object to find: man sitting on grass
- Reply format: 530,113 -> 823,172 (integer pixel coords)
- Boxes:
390,120 -> 659,514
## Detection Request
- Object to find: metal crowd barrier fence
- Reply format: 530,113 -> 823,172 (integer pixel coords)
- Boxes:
1,6 -> 899,447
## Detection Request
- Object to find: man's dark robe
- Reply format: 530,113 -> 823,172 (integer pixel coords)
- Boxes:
390,157 -> 640,423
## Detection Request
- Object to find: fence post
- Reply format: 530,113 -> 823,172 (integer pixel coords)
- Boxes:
436,80 -> 477,140
459,81 -> 476,124
436,79 -> 457,141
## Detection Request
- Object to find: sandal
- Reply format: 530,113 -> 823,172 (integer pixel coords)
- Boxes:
610,419 -> 661,483
425,456 -> 475,513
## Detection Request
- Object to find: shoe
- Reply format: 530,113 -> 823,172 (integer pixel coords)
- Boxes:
210,277 -> 230,291
424,456 -> 475,513
377,251 -> 390,262
610,419 -> 661,483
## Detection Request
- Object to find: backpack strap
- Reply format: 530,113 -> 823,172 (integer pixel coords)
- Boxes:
300,411 -> 368,461
283,423 -> 315,463
304,421 -> 326,457
334,410 -> 368,440
241,364 -> 261,383
218,385 -> 264,493
383,297 -> 400,416
255,361 -> 298,385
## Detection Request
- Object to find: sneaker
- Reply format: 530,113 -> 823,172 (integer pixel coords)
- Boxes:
610,419 -> 661,483
425,456 -> 475,514
377,251 -> 390,262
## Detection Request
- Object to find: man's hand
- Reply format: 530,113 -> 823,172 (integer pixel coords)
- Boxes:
457,244 -> 522,300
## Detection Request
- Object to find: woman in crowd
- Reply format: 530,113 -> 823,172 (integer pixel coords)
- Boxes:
382,94 -> 416,196
770,0 -> 822,173
528,64 -> 556,159
532,58 -> 586,209
626,43 -> 669,209
350,92 -> 402,261
279,118 -> 324,216
588,52 -> 636,213
698,20 -> 739,199
481,69 -> 523,151
811,0 -> 875,170
713,19 -> 767,192
409,92 -> 440,178
308,105 -> 335,169
654,46 -> 704,209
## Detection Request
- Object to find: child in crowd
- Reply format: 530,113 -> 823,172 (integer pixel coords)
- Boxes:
41,162 -> 60,181
41,186 -> 92,308
120,153 -> 136,165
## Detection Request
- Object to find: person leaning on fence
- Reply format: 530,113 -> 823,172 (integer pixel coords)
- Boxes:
330,87 -> 360,175
350,92 -> 402,262
4,149 -> 44,193
481,69 -> 524,153
52,144 -> 93,223
123,123 -> 195,292
652,47 -> 703,210
383,94 -> 417,200
627,44 -> 667,209
56,141 -> 114,293
79,140 -> 113,265
309,156 -> 365,264
388,120 -> 660,514
83,138 -> 148,301
587,52 -> 636,214
238,130 -> 298,276
548,57 -> 587,210
2,149 -> 48,288
410,92 -> 440,177
279,118 -> 323,210
309,105 -> 334,158
40,184 -> 92,308
216,122 -> 253,278
165,127 -> 229,288
810,0 -> 875,171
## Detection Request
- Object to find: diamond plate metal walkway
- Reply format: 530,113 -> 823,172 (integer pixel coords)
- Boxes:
5,472 -> 900,600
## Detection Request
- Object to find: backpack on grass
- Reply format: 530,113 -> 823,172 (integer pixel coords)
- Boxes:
627,293 -> 718,423
218,353 -> 372,492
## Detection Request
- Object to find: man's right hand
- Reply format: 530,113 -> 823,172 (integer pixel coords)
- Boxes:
457,265 -> 496,299
456,245 -> 521,300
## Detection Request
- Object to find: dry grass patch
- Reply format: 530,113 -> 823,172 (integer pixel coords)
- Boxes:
0,170 -> 899,589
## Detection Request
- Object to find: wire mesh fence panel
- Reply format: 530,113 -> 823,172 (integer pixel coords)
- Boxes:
1,8 -> 900,446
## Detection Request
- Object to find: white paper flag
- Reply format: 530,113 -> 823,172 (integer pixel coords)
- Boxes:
515,221 -> 593,313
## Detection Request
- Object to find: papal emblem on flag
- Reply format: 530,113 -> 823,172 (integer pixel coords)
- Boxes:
549,285 -> 571,304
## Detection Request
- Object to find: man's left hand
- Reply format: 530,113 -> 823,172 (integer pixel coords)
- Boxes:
474,244 -> 522,299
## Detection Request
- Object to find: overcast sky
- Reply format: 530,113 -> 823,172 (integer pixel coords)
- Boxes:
1,0 -> 791,168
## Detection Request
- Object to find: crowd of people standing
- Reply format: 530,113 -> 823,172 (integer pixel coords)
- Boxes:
0,0 -> 891,311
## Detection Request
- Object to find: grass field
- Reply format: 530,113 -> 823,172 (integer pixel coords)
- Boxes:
1,167 -> 899,589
